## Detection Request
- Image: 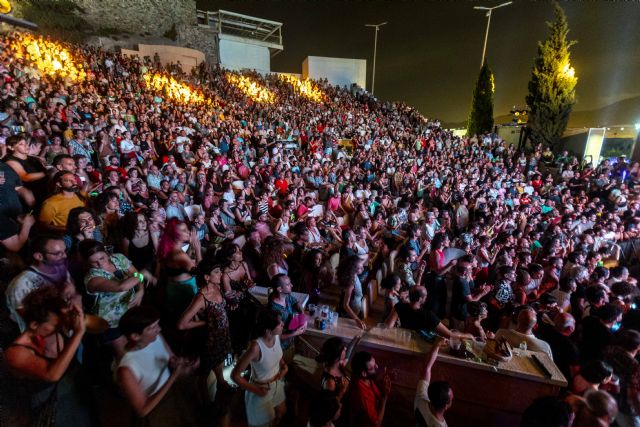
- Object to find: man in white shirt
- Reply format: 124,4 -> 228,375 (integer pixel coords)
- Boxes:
415,337 -> 451,427
495,306 -> 553,359
5,236 -> 75,331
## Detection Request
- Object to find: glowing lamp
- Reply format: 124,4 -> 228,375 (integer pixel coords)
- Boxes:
0,0 -> 12,14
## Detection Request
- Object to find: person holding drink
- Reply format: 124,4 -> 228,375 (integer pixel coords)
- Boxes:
3,285 -> 90,426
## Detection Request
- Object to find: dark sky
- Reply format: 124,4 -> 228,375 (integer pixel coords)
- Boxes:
198,1 -> 640,123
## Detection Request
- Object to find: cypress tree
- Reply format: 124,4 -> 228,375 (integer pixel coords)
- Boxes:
467,63 -> 495,136
526,3 -> 577,148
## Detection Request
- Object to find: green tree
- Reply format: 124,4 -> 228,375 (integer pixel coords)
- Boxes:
467,63 -> 495,136
526,3 -> 578,148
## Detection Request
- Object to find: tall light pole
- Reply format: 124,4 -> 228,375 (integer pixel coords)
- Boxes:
365,22 -> 387,96
474,2 -> 512,68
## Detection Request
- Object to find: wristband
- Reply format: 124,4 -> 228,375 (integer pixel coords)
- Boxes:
133,272 -> 144,283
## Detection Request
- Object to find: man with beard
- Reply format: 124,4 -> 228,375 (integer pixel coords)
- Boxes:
5,235 -> 77,331
349,351 -> 392,427
39,171 -> 86,232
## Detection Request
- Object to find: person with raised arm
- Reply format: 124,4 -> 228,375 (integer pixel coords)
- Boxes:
415,336 -> 452,427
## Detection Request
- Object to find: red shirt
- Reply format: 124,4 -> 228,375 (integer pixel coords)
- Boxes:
532,179 -> 543,190
296,204 -> 309,219
349,378 -> 382,427
275,178 -> 288,195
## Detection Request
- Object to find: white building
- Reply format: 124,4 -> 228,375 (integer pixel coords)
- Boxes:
302,56 -> 366,89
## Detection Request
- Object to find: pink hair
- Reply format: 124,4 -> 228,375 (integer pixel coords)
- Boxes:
157,218 -> 182,260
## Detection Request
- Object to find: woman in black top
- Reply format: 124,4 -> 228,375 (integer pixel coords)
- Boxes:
121,211 -> 156,275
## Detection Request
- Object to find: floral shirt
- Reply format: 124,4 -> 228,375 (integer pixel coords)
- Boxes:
396,261 -> 417,287
494,280 -> 514,305
84,253 -> 136,327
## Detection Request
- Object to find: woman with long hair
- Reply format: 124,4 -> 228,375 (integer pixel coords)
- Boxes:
121,211 -> 156,275
261,236 -> 290,280
157,218 -> 202,319
427,232 -> 457,318
92,191 -> 121,246
208,203 -> 234,244
381,274 -> 403,322
299,249 -> 332,304
219,242 -> 257,356
178,259 -> 234,395
64,207 -> 103,252
338,255 -> 366,330
315,336 -> 361,402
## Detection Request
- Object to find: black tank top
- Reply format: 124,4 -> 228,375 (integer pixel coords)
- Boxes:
128,237 -> 155,271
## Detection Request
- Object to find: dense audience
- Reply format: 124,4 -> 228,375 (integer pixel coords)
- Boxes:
0,31 -> 639,427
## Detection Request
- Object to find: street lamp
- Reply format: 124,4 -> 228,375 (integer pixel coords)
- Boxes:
365,22 -> 387,96
473,2 -> 512,68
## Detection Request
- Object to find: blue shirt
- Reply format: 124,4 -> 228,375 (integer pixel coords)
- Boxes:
268,294 -> 299,349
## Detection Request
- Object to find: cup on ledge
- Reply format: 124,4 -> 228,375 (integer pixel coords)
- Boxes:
330,311 -> 339,327
307,304 -> 317,317
449,331 -> 462,351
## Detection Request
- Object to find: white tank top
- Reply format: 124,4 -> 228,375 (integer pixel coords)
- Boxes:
251,335 -> 282,382
118,335 -> 171,396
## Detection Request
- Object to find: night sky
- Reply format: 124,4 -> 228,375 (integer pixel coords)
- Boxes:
199,1 -> 640,124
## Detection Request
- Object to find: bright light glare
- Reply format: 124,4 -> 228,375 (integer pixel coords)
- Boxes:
142,73 -> 214,106
10,33 -> 86,82
635,123 -> 640,131
226,74 -> 275,104
561,63 -> 575,79
278,74 -> 326,102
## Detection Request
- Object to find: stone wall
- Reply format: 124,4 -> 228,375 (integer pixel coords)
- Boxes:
13,0 -> 219,67
176,25 -> 218,64
71,0 -> 197,37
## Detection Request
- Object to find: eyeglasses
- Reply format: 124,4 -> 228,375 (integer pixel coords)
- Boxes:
45,250 -> 66,257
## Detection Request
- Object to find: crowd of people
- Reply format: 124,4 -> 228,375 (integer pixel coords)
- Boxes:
0,30 -> 640,427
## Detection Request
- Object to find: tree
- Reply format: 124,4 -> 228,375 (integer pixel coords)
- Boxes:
467,63 -> 495,136
526,3 -> 577,148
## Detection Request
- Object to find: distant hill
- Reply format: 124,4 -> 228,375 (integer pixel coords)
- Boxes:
442,96 -> 640,130
568,95 -> 640,127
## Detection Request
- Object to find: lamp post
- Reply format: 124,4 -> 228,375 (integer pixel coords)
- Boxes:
473,2 -> 512,68
365,22 -> 387,96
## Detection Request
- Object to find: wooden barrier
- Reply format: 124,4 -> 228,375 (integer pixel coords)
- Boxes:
301,319 -> 566,427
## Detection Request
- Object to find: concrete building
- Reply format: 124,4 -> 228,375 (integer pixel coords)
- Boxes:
302,56 -> 366,89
